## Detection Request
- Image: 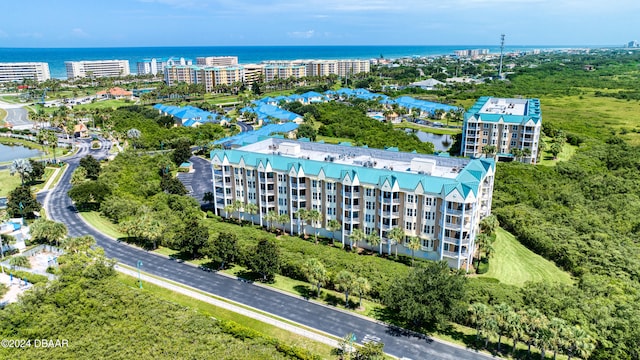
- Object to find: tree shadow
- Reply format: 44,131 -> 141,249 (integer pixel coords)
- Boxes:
324,293 -> 342,307
293,284 -> 314,299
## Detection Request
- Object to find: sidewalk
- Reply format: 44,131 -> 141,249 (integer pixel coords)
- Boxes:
115,265 -> 347,351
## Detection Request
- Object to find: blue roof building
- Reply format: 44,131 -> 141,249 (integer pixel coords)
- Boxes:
153,104 -> 228,127
210,137 -> 495,270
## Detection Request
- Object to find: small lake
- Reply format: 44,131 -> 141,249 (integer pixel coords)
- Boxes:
405,129 -> 453,152
0,143 -> 45,162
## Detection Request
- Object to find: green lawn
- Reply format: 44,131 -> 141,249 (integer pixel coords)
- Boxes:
316,135 -> 357,144
74,99 -> 133,110
393,121 -> 462,135
479,228 -> 573,287
537,139 -> 578,167
116,273 -> 336,359
78,211 -> 126,239
0,169 -> 23,197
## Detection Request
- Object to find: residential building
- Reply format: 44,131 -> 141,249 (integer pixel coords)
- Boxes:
196,56 -> 239,67
0,62 -> 50,83
242,64 -> 264,85
263,64 -> 307,82
335,59 -> 370,77
65,60 -> 130,79
262,59 -> 370,78
211,138 -> 495,270
164,65 -> 244,92
96,87 -> 133,100
461,97 -> 542,164
136,57 -> 192,75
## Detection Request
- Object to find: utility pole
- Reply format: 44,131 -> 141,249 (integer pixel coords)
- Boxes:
498,34 -> 505,79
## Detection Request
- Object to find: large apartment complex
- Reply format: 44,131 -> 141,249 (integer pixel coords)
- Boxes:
0,62 -> 50,83
461,97 -> 542,164
65,60 -> 131,79
164,65 -> 244,92
211,138 -> 495,270
263,59 -> 370,77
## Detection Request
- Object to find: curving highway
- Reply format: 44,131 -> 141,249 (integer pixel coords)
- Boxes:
42,139 -> 493,360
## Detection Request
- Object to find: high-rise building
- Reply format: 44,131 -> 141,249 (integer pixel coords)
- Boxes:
211,138 -> 495,270
65,60 -> 130,79
461,97 -> 542,164
196,56 -> 238,67
262,63 -> 307,82
136,57 -> 192,75
0,62 -> 50,83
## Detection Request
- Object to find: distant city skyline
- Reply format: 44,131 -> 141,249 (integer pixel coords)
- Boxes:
1,0 -> 638,48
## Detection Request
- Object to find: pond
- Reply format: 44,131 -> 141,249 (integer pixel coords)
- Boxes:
0,143 -> 45,163
405,129 -> 453,152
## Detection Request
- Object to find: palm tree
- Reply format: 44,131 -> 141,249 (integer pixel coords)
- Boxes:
506,310 -> 523,356
353,277 -> 370,309
265,211 -> 279,232
549,317 -> 567,360
349,228 -> 366,252
334,270 -> 357,308
45,130 -> 58,163
511,148 -> 523,162
62,235 -> 95,254
524,308 -> 545,357
232,199 -> 244,224
481,314 -> 498,350
126,128 -> 141,149
565,326 -> 594,360
365,232 -> 382,255
277,213 -> 289,234
306,209 -> 322,244
9,159 -> 33,185
407,236 -> 422,266
494,303 -> 512,353
224,204 -> 236,221
202,191 -> 215,206
302,258 -> 329,297
295,208 -> 308,236
482,145 -> 497,159
327,219 -> 341,246
245,203 -> 258,224
468,302 -> 490,342
387,227 -> 405,257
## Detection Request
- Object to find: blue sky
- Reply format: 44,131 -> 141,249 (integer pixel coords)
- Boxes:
1,0 -> 638,47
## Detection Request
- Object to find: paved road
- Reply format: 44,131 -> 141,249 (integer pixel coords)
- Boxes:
237,120 -> 253,132
0,100 -> 33,129
43,141 -> 493,360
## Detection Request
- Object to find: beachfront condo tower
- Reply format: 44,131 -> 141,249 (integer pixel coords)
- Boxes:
65,59 -> 130,80
0,62 -> 50,83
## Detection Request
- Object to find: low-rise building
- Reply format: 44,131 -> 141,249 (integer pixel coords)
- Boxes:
461,97 -> 542,164
0,62 -> 50,83
211,138 -> 495,270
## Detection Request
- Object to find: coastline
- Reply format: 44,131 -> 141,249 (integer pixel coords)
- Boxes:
0,44 -> 611,79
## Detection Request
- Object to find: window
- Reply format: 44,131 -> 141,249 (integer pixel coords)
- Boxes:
278,174 -> 285,181
365,214 -> 373,222
483,123 -> 490,129
512,133 -> 518,139
366,188 -> 373,197
424,197 -> 432,206
511,140 -> 516,146
406,194 -> 414,203
312,180 -> 318,188
406,208 -> 415,217
326,183 -> 334,191
405,221 -> 412,230
366,201 -> 374,210
483,130 -> 488,136
482,139 -> 488,144
424,211 -> 431,220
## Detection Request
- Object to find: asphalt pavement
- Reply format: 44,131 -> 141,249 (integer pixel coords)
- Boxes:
0,100 -> 33,129
42,140 -> 494,360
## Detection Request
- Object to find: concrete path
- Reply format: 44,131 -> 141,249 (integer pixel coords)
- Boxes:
0,271 -> 30,305
115,265 -> 345,350
0,100 -> 33,130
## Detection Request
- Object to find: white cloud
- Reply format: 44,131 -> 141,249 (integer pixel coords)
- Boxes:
287,30 -> 316,39
71,28 -> 89,38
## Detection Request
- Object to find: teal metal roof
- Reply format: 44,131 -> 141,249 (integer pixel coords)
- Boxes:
465,96 -> 541,125
210,149 -> 494,198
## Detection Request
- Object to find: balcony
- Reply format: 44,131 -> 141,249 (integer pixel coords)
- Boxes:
343,203 -> 362,210
378,210 -> 400,218
344,190 -> 360,197
442,250 -> 470,258
379,196 -> 401,204
291,182 -> 307,189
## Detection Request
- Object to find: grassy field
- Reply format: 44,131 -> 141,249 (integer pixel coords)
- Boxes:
79,211 -> 126,239
116,273 -> 336,359
541,94 -> 640,144
74,99 -> 133,110
393,121 -> 462,135
0,108 -> 7,125
0,167 -> 55,197
479,228 -> 573,287
316,135 -> 357,144
537,139 -> 578,166
0,95 -> 21,103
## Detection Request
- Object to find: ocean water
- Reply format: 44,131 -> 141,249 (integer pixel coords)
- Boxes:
0,45 -> 588,79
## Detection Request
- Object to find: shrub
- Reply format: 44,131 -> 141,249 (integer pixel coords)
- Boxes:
476,258 -> 489,274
